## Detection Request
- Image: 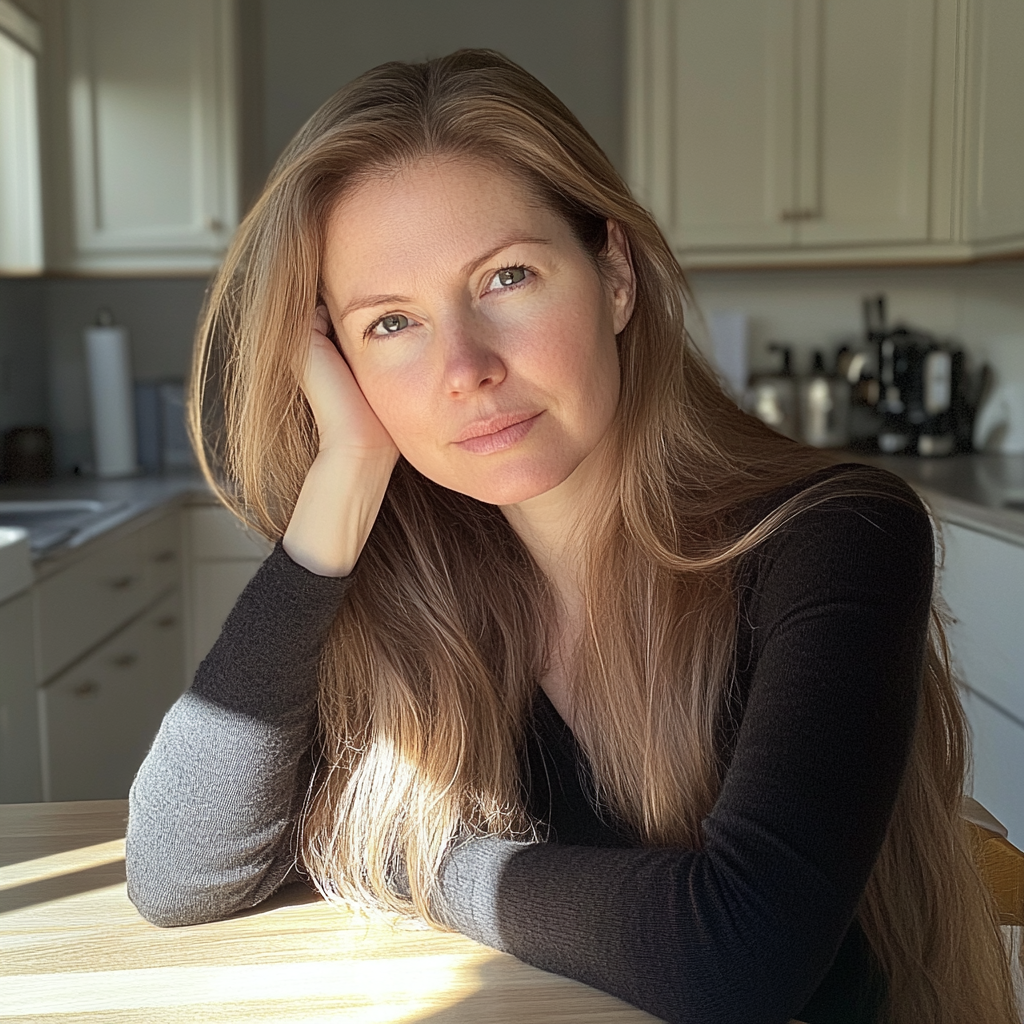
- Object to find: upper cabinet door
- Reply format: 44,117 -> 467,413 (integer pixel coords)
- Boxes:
629,0 -> 797,250
628,0 -> 1024,266
794,0 -> 936,247
961,0 -> 1024,252
62,0 -> 237,272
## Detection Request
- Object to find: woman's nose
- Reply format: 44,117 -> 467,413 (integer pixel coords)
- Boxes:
439,316 -> 506,395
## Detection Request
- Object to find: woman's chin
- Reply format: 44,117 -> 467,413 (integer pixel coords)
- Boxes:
429,462 -> 574,507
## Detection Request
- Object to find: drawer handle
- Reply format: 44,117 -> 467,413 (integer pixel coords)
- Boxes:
111,653 -> 138,668
156,615 -> 178,629
73,680 -> 100,698
153,550 -> 177,564
109,575 -> 137,591
780,207 -> 821,222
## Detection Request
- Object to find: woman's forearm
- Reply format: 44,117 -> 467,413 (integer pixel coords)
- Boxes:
126,542 -> 351,926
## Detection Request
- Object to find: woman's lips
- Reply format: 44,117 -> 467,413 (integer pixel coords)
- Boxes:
453,412 -> 542,454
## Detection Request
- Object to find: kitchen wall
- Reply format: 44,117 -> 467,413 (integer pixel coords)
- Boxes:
44,277 -> 210,472
687,261 -> 1024,375
257,0 -> 625,183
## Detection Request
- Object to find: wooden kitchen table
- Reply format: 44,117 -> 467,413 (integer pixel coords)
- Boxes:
0,799 -> 668,1024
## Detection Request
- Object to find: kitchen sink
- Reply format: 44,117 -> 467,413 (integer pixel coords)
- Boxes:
0,499 -> 130,554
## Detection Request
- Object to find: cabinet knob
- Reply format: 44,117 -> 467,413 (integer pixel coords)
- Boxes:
111,653 -> 138,669
73,680 -> 100,698
153,549 -> 177,564
155,615 -> 177,629
206,216 -> 225,232
108,575 -> 136,591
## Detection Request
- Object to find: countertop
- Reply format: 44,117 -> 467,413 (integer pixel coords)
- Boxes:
3,453 -> 1024,561
842,453 -> 1024,545
0,799 -> 663,1023
0,471 -> 213,565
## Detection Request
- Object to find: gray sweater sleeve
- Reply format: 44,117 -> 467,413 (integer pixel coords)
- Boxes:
126,541 -> 351,927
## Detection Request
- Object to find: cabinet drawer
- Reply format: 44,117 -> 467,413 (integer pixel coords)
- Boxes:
188,506 -> 272,560
34,511 -> 181,681
941,522 -> 1024,723
138,512 -> 182,596
42,590 -> 183,802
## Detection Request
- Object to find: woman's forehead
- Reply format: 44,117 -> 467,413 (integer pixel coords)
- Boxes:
330,155 -> 544,228
322,157 -> 567,281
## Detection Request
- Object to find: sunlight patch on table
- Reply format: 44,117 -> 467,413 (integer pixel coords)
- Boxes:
1,954 -> 484,1018
0,840 -> 125,891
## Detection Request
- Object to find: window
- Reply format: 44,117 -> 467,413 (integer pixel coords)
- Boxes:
0,0 -> 43,273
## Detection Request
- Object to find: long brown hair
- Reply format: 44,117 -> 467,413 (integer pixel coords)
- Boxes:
191,50 -> 1020,1024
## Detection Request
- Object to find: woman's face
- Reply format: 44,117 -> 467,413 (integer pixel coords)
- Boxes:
320,156 -> 634,506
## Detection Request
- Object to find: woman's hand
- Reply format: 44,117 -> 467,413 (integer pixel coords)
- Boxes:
301,305 -> 398,458
283,306 -> 400,576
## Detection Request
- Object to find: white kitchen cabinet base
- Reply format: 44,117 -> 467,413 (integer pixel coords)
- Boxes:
0,593 -> 43,803
40,590 -> 184,802
961,687 -> 1024,849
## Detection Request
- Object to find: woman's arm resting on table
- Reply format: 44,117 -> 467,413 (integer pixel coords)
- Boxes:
126,542 -> 351,927
128,309 -> 397,927
433,486 -> 934,1024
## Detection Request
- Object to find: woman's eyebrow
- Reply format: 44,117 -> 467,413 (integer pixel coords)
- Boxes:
337,236 -> 552,324
459,235 -> 551,277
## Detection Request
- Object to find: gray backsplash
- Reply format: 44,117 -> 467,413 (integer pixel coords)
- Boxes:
0,276 -> 209,474
0,277 -> 48,435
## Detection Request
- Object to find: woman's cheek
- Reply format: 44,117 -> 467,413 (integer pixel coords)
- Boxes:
365,366 -> 432,446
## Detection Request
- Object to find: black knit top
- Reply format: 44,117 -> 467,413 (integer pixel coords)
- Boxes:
126,464 -> 934,1024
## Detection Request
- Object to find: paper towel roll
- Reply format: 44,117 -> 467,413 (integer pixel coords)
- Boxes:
85,322 -> 138,478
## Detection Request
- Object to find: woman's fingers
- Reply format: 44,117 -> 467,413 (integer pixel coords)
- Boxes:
300,307 -> 399,459
284,306 -> 400,575
312,303 -> 331,338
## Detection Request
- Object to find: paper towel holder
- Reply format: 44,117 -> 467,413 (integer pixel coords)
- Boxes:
85,307 -> 139,478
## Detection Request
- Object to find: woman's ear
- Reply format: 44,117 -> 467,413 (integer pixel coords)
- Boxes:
604,220 -> 636,335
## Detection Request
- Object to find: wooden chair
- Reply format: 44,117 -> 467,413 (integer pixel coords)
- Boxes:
962,796 -> 1024,927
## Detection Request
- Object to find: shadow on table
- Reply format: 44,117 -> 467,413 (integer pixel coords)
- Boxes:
0,859 -> 126,915
230,880 -> 325,917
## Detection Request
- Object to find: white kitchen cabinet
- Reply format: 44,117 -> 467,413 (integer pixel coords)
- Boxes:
627,0 -> 1024,267
961,0 -> 1024,254
792,0 -> 935,248
184,503 -> 271,680
0,592 -> 43,803
629,0 -> 935,256
29,505 -> 184,801
46,0 -> 238,273
938,519 -> 1024,844
34,509 -> 181,681
41,589 -> 183,802
628,0 -> 796,250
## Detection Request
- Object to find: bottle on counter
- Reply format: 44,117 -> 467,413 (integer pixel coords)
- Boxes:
799,350 -> 851,449
743,343 -> 799,441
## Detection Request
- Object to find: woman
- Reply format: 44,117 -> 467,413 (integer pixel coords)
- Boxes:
126,50 -> 1020,1024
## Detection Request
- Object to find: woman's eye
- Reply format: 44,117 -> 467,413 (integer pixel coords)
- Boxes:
371,313 -> 410,336
492,266 -> 528,289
